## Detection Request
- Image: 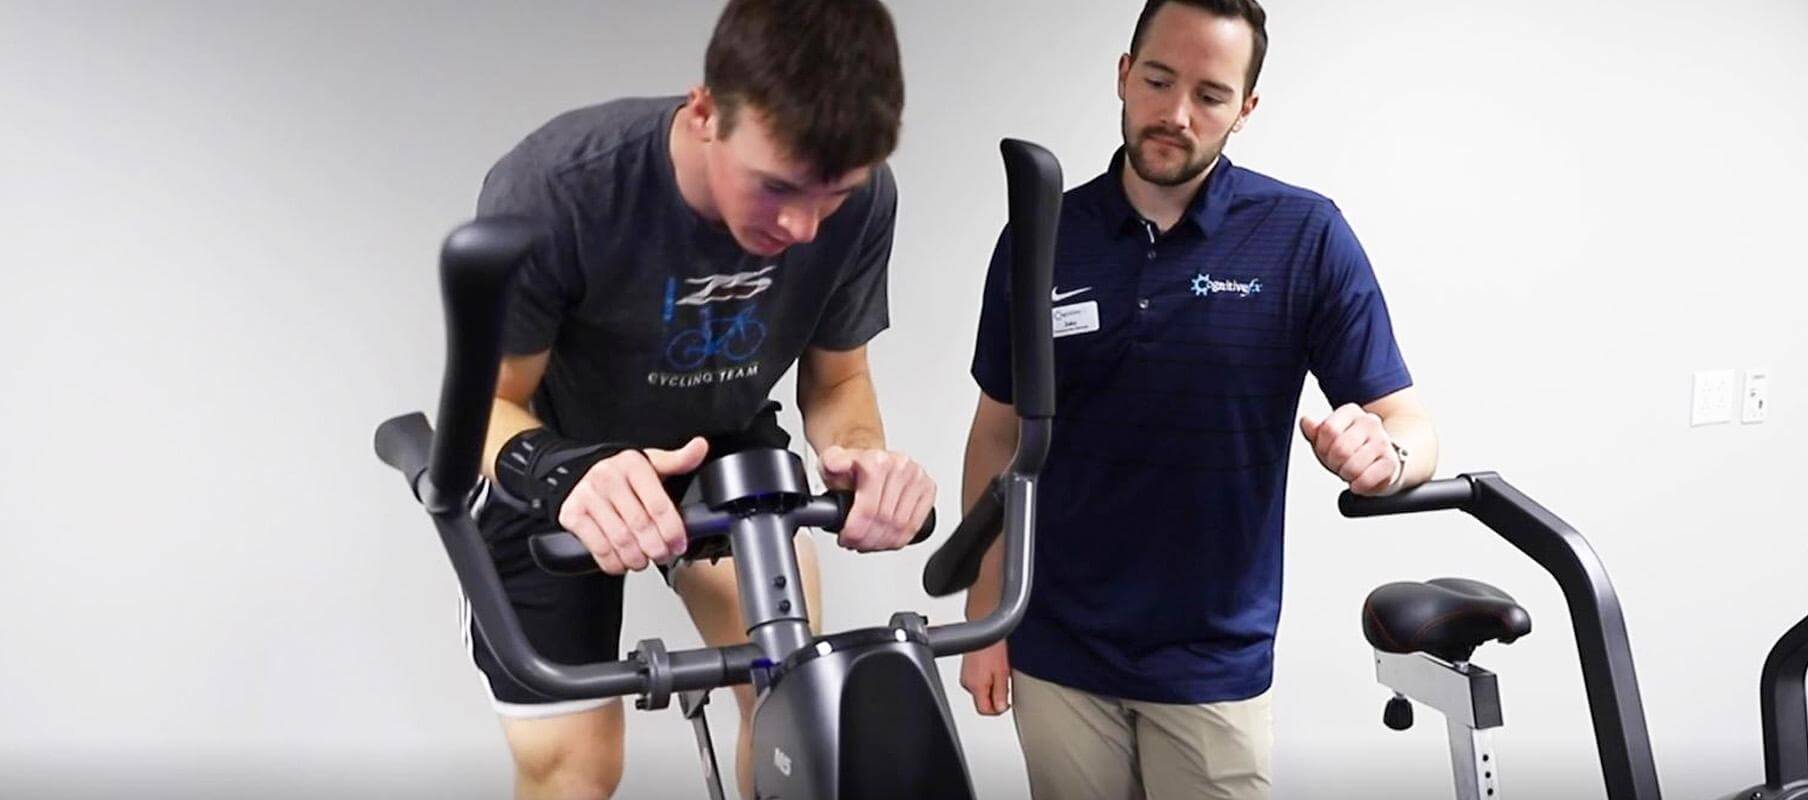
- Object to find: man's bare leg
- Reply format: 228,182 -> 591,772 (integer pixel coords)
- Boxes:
498,702 -> 626,800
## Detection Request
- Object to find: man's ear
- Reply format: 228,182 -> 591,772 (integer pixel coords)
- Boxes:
1232,91 -> 1260,133
687,85 -> 717,142
1116,53 -> 1132,102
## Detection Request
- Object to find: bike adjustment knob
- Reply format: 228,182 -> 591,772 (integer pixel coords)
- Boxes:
1383,694 -> 1414,731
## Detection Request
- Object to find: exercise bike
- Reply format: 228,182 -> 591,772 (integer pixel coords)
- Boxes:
1340,474 -> 1808,799
374,139 -> 1063,798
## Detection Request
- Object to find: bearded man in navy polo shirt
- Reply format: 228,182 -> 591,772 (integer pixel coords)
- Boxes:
959,1 -> 1439,797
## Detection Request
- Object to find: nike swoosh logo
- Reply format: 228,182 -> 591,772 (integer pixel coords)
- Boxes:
1051,286 -> 1092,302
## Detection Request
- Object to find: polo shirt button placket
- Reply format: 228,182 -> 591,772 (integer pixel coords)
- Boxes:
1135,218 -> 1158,343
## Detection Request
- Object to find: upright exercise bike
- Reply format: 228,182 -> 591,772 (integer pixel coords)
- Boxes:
374,139 -> 1064,799
1340,475 -> 1808,799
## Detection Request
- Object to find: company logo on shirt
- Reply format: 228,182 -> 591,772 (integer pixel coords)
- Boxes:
676,265 -> 777,306
649,268 -> 776,389
663,303 -> 767,371
1190,273 -> 1263,298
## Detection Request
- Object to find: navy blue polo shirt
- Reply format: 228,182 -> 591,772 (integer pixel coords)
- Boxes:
971,150 -> 1412,704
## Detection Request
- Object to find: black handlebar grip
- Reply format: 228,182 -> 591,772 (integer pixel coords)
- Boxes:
374,412 -> 434,499
1001,139 -> 1061,421
922,477 -> 1007,597
529,531 -> 596,577
528,503 -> 738,576
813,490 -> 937,544
1338,477 -> 1476,518
912,508 -> 938,545
426,216 -> 543,503
819,490 -> 856,532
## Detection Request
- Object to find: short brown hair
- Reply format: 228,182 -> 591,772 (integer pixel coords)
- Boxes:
1129,0 -> 1268,95
705,0 -> 905,181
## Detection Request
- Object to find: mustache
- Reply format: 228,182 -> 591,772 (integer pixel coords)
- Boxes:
1139,128 -> 1193,150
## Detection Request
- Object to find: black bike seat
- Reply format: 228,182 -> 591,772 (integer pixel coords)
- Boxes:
1362,577 -> 1532,662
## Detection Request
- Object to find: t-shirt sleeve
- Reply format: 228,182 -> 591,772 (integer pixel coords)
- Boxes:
969,226 -> 1013,404
475,153 -> 586,356
1306,204 -> 1414,407
809,165 -> 896,351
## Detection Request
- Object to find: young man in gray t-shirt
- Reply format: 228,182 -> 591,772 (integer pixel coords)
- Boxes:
468,2 -> 932,797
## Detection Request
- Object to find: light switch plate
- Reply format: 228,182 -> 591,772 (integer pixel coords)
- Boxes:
1742,368 -> 1770,424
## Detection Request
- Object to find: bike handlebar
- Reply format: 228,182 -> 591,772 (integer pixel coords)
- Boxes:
1336,477 -> 1476,518
525,493 -> 936,577
425,218 -> 541,509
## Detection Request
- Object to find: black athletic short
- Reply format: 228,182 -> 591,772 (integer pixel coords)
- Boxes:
465,403 -> 791,713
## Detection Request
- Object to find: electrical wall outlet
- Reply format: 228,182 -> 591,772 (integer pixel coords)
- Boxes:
1692,370 -> 1735,426
1742,368 -> 1770,424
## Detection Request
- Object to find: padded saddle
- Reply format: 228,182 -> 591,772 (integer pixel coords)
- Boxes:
1362,577 -> 1532,663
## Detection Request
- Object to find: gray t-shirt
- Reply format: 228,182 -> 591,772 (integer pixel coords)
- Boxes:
476,97 -> 895,448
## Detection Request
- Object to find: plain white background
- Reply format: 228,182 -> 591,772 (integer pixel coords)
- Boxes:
1,1 -> 1803,798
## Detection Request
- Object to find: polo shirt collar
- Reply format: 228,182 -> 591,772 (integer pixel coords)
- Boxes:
1098,147 -> 1236,239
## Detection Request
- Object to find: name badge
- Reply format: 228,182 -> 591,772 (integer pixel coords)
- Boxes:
1053,301 -> 1100,338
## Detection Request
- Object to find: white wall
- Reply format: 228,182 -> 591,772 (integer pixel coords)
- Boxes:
1,1 -> 1802,797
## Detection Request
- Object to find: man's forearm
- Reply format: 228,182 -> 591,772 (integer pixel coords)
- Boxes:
482,398 -> 543,481
799,368 -> 887,454
961,403 -> 1017,621
1382,412 -> 1439,489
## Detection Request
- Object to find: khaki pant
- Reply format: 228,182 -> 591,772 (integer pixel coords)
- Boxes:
1010,670 -> 1273,800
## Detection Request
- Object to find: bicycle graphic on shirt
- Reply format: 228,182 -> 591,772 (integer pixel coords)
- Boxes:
664,304 -> 768,371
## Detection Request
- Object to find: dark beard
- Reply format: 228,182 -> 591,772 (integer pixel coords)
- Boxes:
1121,110 -> 1223,187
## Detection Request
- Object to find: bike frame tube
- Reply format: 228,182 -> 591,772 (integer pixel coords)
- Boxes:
925,418 -> 1048,656
1463,474 -> 1662,800
1761,615 -> 1808,789
428,493 -> 764,699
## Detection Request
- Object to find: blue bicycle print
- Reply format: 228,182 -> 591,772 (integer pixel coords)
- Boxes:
664,305 -> 768,371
